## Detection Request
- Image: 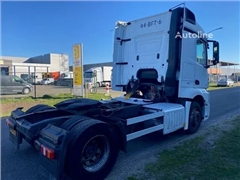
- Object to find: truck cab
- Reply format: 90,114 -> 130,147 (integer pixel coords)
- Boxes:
112,6 -> 219,121
84,66 -> 112,87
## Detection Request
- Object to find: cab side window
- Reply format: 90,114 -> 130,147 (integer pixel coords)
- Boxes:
196,40 -> 207,66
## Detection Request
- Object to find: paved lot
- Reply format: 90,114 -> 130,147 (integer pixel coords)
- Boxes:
1,87 -> 240,180
0,85 -> 124,98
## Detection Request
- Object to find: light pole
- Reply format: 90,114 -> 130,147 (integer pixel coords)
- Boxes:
207,27 -> 223,34
206,27 -> 223,83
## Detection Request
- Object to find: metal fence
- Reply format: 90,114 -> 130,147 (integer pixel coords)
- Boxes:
209,74 -> 240,84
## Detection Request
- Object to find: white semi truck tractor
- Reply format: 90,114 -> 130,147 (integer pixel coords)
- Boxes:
6,4 -> 219,180
84,66 -> 112,87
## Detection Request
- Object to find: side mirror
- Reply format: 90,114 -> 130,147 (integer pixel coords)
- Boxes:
207,40 -> 220,67
212,41 -> 219,65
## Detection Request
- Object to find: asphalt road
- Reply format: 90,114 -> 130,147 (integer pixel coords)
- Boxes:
1,87 -> 240,180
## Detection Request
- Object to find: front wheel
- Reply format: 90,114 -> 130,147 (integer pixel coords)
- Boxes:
67,120 -> 119,180
186,101 -> 202,134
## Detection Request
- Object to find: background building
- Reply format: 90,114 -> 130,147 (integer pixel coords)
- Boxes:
208,60 -> 240,83
0,53 -> 69,79
69,62 -> 112,72
1,54 -> 239,83
70,60 -> 239,83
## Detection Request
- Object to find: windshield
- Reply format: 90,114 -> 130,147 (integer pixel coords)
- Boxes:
20,74 -> 29,80
84,72 -> 94,78
219,78 -> 227,82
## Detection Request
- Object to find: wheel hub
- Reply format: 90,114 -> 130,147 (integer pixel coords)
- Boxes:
81,135 -> 110,172
191,108 -> 200,127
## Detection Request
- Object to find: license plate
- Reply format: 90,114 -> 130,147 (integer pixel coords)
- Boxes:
9,128 -> 22,149
10,128 -> 17,136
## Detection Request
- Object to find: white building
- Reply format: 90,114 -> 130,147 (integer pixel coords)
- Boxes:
0,53 -> 69,78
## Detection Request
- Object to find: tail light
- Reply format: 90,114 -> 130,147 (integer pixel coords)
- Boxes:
40,145 -> 55,159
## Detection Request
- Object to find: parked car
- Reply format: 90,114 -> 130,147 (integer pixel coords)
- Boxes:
0,75 -> 33,94
217,78 -> 234,87
40,78 -> 55,85
55,78 -> 73,87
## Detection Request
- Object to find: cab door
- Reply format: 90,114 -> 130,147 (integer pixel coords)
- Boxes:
195,39 -> 209,88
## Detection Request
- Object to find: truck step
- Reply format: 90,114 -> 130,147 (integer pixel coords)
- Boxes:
115,62 -> 128,65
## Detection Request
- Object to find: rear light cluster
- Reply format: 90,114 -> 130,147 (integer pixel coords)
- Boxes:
40,145 -> 55,159
6,118 -> 13,127
6,119 -> 9,125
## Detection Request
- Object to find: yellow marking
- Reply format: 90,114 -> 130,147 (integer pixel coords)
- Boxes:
73,66 -> 82,85
73,44 -> 81,60
125,92 -> 133,99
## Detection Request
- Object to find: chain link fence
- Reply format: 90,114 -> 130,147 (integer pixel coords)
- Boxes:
209,73 -> 240,84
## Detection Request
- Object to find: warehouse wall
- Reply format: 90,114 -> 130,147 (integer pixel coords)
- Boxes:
50,53 -> 69,73
9,63 -> 50,78
221,68 -> 240,76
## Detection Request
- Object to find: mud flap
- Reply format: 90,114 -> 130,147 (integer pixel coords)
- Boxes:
35,124 -> 71,180
9,129 -> 23,150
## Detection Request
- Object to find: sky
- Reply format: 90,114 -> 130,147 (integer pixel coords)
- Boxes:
1,1 -> 240,66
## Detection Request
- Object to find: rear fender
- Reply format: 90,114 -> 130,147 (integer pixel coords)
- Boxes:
35,124 -> 72,180
110,121 -> 127,153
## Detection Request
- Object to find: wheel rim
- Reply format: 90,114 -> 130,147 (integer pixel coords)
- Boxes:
81,135 -> 110,172
24,88 -> 29,94
190,108 -> 201,128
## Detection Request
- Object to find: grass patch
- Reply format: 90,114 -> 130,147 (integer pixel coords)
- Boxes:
145,136 -> 205,179
207,83 -> 229,91
129,116 -> 240,180
207,82 -> 240,90
194,118 -> 240,180
0,93 -> 109,104
0,93 -> 111,117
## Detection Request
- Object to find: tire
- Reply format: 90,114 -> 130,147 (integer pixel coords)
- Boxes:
60,116 -> 88,130
25,104 -> 54,114
66,119 -> 119,180
22,87 -> 30,94
186,101 -> 202,134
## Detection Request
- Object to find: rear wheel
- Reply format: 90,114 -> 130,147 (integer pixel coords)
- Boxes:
186,101 -> 202,134
66,119 -> 119,180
